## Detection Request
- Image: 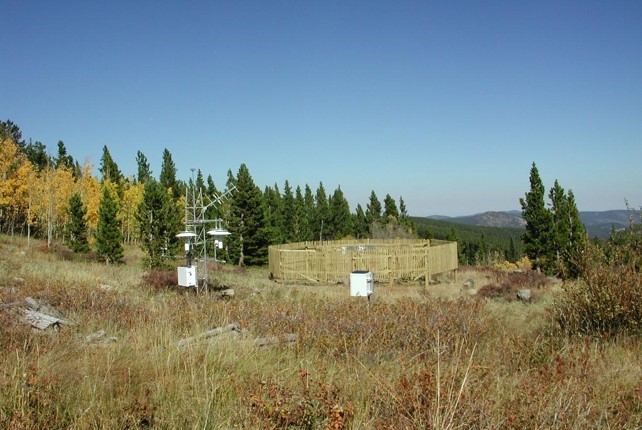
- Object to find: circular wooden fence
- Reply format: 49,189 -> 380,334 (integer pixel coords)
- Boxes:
268,238 -> 458,285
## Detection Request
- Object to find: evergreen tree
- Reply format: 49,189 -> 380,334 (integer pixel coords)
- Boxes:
136,150 -> 152,184
137,179 -> 182,268
263,184 -> 283,244
327,186 -> 352,239
95,187 -> 123,264
293,186 -> 306,242
281,180 -> 296,243
99,145 -> 122,183
505,236 -> 519,263
353,204 -> 369,238
226,169 -> 236,190
24,140 -> 50,171
302,184 -> 316,241
398,195 -> 416,235
195,169 -> 205,193
476,234 -> 490,265
520,163 -> 554,272
399,196 -> 408,221
561,190 -> 586,277
66,193 -> 90,253
227,164 -> 269,266
549,180 -> 570,275
159,148 -> 182,199
55,141 -> 74,171
0,119 -> 24,147
313,183 -> 330,241
365,190 -> 383,227
383,194 -> 399,221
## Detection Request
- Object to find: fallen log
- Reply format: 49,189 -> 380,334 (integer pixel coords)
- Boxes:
215,288 -> 235,298
85,330 -> 118,345
22,309 -> 64,330
254,333 -> 298,347
177,323 -> 240,347
0,301 -> 22,309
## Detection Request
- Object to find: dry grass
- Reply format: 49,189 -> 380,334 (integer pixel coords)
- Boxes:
0,234 -> 641,429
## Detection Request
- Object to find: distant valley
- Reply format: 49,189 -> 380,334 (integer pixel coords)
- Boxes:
426,209 -> 637,239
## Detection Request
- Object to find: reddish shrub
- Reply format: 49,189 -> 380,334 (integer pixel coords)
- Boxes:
141,269 -> 177,291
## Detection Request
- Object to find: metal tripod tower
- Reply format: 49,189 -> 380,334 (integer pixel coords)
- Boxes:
181,173 -> 234,290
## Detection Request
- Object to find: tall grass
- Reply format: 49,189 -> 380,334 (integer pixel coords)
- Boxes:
0,234 -> 641,428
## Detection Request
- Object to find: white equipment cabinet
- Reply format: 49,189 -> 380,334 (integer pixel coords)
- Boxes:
350,271 -> 374,297
178,265 -> 197,287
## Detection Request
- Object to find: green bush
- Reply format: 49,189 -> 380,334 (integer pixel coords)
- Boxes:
554,222 -> 642,337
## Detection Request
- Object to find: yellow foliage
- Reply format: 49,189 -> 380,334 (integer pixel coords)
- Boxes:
121,180 -> 144,243
493,256 -> 532,272
0,138 -> 34,228
78,163 -> 101,232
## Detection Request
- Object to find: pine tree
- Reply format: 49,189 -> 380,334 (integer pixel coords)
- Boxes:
55,141 -> 74,171
227,164 -> 269,266
353,204 -> 369,238
301,185 -> 315,241
293,186 -> 306,242
66,193 -> 90,253
398,195 -> 416,235
160,148 -> 182,199
383,194 -> 399,222
263,184 -> 283,244
561,190 -> 586,278
0,119 -> 24,147
136,179 -> 182,268
549,180 -> 570,275
95,187 -> 123,264
313,183 -> 330,241
281,180 -> 296,243
505,236 -> 519,263
327,186 -> 352,239
520,163 -> 554,272
99,146 -> 122,183
399,196 -> 408,222
366,190 -> 383,227
136,150 -> 152,184
195,169 -> 205,193
23,141 -> 50,171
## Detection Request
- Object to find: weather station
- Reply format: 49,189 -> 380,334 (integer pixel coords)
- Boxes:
176,231 -> 197,287
207,219 -> 232,264
176,169 -> 235,291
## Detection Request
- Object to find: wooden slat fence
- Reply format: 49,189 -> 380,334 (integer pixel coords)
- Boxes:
268,239 -> 458,285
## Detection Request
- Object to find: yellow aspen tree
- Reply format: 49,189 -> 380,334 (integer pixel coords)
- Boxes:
53,165 -> 75,242
29,165 -> 55,245
25,167 -> 40,244
0,138 -> 33,235
78,163 -> 101,235
121,178 -> 144,244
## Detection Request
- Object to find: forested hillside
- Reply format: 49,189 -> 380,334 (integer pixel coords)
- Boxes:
412,217 -> 523,265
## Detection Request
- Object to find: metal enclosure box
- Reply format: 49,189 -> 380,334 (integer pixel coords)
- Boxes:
350,271 -> 374,297
178,265 -> 197,287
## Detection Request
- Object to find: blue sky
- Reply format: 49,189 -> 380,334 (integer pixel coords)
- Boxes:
2,1 -> 641,216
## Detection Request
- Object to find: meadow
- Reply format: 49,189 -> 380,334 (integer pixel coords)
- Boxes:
0,234 -> 641,429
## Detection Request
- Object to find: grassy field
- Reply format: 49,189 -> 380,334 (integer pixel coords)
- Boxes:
1,234 -> 641,429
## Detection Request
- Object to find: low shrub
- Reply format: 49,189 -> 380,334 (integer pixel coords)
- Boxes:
477,269 -> 551,301
249,372 -> 353,429
553,225 -> 642,337
140,268 -> 178,291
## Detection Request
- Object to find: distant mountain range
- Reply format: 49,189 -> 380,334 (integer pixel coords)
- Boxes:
426,209 -> 637,239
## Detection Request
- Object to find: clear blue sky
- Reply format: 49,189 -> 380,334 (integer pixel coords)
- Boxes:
2,1 -> 641,216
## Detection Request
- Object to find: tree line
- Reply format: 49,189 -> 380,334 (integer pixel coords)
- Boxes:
0,119 -> 591,276
0,120 -> 414,267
